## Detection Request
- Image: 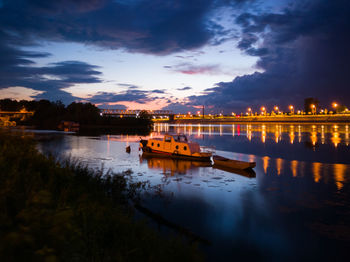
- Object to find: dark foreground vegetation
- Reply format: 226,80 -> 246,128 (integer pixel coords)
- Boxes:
0,132 -> 202,261
0,99 -> 153,133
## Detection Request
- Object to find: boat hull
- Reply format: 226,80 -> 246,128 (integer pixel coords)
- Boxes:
142,149 -> 212,162
213,155 -> 256,170
212,164 -> 256,177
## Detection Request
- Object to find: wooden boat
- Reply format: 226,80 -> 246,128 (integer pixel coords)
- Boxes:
212,164 -> 256,178
139,134 -> 212,162
213,155 -> 256,170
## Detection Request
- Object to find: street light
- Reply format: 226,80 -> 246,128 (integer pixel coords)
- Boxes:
289,105 -> 294,114
261,106 -> 266,115
332,102 -> 338,113
311,104 -> 316,115
247,107 -> 252,116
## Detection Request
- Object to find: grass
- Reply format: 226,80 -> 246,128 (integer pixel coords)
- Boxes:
0,131 -> 203,261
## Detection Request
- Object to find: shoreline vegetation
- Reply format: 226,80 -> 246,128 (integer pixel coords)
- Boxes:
0,99 -> 153,134
0,131 -> 202,261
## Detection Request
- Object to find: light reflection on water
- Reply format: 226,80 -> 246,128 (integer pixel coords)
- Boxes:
156,123 -> 350,147
154,123 -> 350,164
37,122 -> 350,261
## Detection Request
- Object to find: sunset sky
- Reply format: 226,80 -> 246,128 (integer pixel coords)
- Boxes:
0,0 -> 349,113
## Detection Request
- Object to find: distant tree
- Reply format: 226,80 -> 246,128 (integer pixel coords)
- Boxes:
65,102 -> 100,124
31,100 -> 66,129
18,99 -> 39,111
138,110 -> 151,119
336,105 -> 347,113
304,98 -> 319,113
0,99 -> 20,111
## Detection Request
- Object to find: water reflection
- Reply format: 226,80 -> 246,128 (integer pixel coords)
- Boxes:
158,123 -> 350,148
155,123 -> 350,164
334,164 -> 346,190
313,162 -> 321,183
36,127 -> 350,261
140,156 -> 211,176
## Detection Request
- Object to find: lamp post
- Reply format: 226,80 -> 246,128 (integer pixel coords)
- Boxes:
311,104 -> 316,115
332,102 -> 338,114
261,106 -> 266,116
247,107 -> 252,116
289,105 -> 294,114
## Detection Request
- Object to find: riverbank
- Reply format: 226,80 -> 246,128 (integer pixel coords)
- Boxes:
166,114 -> 350,124
0,131 -> 202,261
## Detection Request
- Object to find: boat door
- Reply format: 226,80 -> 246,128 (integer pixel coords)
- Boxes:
164,135 -> 172,150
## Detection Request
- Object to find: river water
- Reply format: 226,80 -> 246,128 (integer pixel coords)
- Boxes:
38,123 -> 350,261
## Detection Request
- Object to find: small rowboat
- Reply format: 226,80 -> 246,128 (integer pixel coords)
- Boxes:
213,155 -> 256,170
212,164 -> 256,178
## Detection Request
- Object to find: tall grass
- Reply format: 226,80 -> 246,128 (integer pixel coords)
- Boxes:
0,132 -> 202,261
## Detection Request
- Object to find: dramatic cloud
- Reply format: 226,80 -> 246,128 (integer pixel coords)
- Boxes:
0,32 -> 103,103
0,0 -> 250,55
185,0 -> 350,112
0,0 -> 255,104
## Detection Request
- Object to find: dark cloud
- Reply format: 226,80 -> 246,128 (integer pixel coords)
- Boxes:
186,0 -> 350,112
161,102 -> 195,114
118,83 -> 139,89
0,0 -> 254,104
0,0 -> 252,55
177,86 -> 192,91
87,88 -> 164,104
0,31 -> 103,104
150,89 -> 166,94
170,62 -> 223,75
97,103 -> 127,110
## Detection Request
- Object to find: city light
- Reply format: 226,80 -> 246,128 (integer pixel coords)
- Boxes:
311,104 -> 316,114
274,106 -> 279,111
247,108 -> 252,116
289,105 -> 294,114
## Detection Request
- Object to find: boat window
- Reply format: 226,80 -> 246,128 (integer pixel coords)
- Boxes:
178,135 -> 188,142
175,145 -> 179,149
157,143 -> 160,147
184,146 -> 187,151
165,136 -> 172,142
151,142 -> 154,146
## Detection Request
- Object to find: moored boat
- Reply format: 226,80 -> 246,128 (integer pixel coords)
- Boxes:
139,134 -> 212,162
213,155 -> 256,170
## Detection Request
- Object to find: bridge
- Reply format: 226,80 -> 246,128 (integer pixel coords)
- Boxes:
0,110 -> 34,120
0,109 -> 34,126
100,109 -> 174,119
